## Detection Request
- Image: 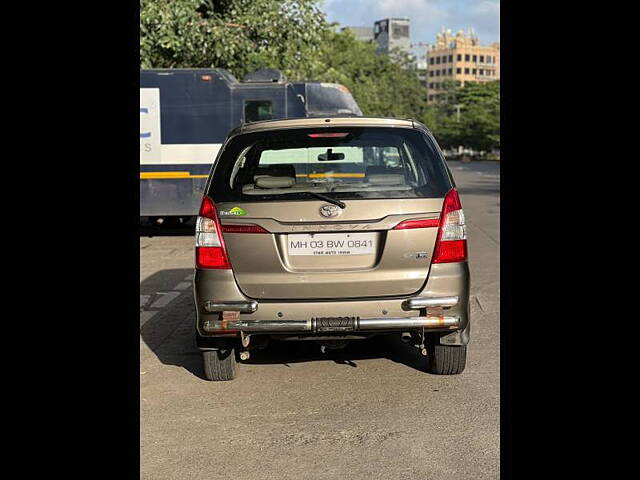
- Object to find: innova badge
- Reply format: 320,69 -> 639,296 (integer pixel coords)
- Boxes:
319,204 -> 342,218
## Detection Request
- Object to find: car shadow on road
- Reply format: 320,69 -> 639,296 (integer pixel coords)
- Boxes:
140,268 -> 206,380
243,334 -> 427,372
140,269 -> 429,379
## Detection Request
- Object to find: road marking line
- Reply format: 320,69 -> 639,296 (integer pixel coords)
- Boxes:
140,295 -> 150,307
297,173 -> 365,178
140,310 -> 158,329
149,291 -> 181,309
184,274 -> 194,281
475,296 -> 485,312
140,171 -> 208,179
173,281 -> 191,291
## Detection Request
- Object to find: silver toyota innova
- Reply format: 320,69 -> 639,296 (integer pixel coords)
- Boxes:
193,117 -> 470,380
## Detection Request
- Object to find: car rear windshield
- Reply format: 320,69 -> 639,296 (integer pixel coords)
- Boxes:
208,127 -> 452,203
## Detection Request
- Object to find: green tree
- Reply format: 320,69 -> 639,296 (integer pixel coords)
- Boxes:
306,29 -> 429,119
140,0 -> 329,79
457,81 -> 500,151
427,79 -> 461,148
141,3 -> 430,120
429,80 -> 500,152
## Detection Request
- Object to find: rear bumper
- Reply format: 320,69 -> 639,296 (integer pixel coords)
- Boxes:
194,262 -> 470,345
203,312 -> 460,334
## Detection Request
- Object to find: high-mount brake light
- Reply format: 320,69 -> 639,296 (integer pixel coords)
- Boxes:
307,132 -> 349,138
195,196 -> 232,269
393,218 -> 440,230
432,188 -> 468,263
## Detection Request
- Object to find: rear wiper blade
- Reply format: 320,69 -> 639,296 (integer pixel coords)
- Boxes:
303,191 -> 346,209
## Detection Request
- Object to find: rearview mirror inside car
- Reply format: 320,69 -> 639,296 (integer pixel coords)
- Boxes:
318,149 -> 345,161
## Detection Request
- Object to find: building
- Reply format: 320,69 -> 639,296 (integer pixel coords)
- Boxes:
416,58 -> 428,89
425,28 -> 500,103
373,18 -> 411,56
341,26 -> 374,42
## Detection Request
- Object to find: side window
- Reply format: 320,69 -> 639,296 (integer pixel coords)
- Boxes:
229,146 -> 252,189
401,142 -> 425,186
244,100 -> 272,123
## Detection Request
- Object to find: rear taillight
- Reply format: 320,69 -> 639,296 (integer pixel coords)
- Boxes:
195,196 -> 231,269
432,188 -> 467,263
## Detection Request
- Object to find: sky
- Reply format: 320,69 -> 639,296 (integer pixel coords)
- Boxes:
320,0 -> 500,56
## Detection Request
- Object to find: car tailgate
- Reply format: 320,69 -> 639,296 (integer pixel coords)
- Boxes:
218,198 -> 443,299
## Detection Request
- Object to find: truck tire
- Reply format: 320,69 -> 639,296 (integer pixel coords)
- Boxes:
427,343 -> 467,375
203,348 -> 237,381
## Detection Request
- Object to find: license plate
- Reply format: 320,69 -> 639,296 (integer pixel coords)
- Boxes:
288,233 -> 376,256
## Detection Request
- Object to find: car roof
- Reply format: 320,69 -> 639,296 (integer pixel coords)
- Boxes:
231,116 -> 428,136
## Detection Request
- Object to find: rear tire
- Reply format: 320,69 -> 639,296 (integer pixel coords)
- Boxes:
427,341 -> 467,375
203,348 -> 237,381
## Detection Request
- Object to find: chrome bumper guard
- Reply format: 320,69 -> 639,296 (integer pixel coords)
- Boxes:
202,315 -> 460,333
204,301 -> 258,313
402,296 -> 459,309
203,296 -> 457,314
201,297 -> 461,333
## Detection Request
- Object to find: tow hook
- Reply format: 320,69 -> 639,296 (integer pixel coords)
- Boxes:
239,331 -> 251,360
411,327 -> 427,356
420,327 -> 427,356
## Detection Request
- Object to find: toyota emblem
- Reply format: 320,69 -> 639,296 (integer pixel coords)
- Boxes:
319,204 -> 341,218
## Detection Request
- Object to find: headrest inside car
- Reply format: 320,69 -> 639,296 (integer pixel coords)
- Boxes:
255,176 -> 295,189
254,164 -> 296,180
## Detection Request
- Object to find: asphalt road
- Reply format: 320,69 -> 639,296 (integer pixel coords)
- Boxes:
140,160 -> 500,480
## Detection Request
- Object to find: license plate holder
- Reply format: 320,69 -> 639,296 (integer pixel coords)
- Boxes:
288,233 -> 375,256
